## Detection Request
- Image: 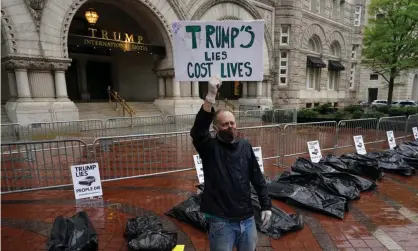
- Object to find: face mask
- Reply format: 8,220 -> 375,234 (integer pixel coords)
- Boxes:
216,127 -> 236,143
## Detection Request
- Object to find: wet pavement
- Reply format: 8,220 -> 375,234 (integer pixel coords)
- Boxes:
2,165 -> 418,251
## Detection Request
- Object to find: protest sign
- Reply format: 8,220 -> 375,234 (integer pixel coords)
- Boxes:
353,135 -> 367,155
71,163 -> 103,200
193,146 -> 265,184
386,131 -> 396,149
172,20 -> 264,81
307,140 -> 322,163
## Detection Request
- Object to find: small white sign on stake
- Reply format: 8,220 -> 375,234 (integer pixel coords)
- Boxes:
193,146 -> 265,184
413,127 -> 418,140
71,163 -> 103,200
193,155 -> 205,184
353,135 -> 367,155
386,131 -> 397,149
307,140 -> 322,163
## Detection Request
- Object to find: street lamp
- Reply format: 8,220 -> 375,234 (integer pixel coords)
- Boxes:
85,8 -> 99,25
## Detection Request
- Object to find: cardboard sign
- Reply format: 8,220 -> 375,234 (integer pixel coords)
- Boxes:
386,131 -> 396,149
413,127 -> 418,140
353,135 -> 367,155
71,163 -> 103,200
193,146 -> 265,184
172,20 -> 265,81
307,140 -> 322,163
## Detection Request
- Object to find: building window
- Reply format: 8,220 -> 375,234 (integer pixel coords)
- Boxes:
340,1 -> 345,23
280,25 -> 289,45
354,5 -> 362,26
351,45 -> 359,59
279,51 -> 288,85
328,70 -> 340,90
306,103 -> 313,108
370,74 -> 379,80
314,102 -> 320,107
329,41 -> 341,58
350,63 -> 356,89
332,0 -> 339,19
307,67 -> 321,89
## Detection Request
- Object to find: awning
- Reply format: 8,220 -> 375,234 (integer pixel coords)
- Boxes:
307,56 -> 326,68
328,60 -> 345,71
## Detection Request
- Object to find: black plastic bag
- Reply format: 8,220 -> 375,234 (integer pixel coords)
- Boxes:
291,158 -> 338,174
277,172 -> 360,200
267,179 -> 347,219
322,154 -> 384,180
321,172 -> 376,193
128,231 -> 177,251
403,141 -> 418,148
365,151 -> 415,176
165,194 -> 207,231
395,144 -> 418,168
251,194 -> 304,239
48,211 -> 98,251
124,216 -> 163,241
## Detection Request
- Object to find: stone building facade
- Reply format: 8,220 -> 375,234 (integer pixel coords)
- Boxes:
273,0 -> 366,108
1,0 -> 368,125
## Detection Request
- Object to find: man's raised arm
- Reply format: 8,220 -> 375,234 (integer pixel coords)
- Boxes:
190,77 -> 222,155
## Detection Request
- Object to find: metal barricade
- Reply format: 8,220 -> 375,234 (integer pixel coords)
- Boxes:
91,132 -> 196,181
164,114 -> 196,133
238,125 -> 282,166
28,120 -> 104,144
336,118 -> 378,154
272,109 -> 297,124
104,116 -> 165,136
1,140 -> 89,193
242,109 -> 271,127
376,116 -> 407,149
405,114 -> 418,141
1,123 -> 26,143
281,121 -> 337,167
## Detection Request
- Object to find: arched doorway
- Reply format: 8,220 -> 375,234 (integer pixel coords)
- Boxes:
65,0 -> 168,102
412,74 -> 418,101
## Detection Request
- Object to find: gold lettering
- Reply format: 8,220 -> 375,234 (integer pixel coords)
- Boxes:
137,36 -> 144,44
88,28 -> 97,38
101,30 -> 109,40
113,32 -> 121,41
125,33 -> 134,43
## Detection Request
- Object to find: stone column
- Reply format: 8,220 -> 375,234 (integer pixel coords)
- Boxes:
158,77 -> 165,98
172,77 -> 181,99
54,71 -> 70,101
192,81 -> 199,99
6,71 -> 18,101
78,59 -> 90,100
256,81 -> 263,98
242,81 -> 248,98
267,80 -> 272,98
15,69 -> 32,101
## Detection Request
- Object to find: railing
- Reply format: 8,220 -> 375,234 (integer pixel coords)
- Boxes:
2,115 -> 417,193
221,99 -> 236,110
107,87 -> 135,117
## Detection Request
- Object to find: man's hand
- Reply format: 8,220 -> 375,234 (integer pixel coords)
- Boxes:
261,210 -> 272,228
205,76 -> 222,104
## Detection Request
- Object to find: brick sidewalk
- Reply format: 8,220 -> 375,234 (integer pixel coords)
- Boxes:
2,167 -> 418,251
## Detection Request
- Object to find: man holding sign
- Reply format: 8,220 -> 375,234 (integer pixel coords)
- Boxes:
190,76 -> 271,251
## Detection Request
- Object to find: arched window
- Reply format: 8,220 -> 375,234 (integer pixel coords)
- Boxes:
308,36 -> 321,53
329,41 -> 341,58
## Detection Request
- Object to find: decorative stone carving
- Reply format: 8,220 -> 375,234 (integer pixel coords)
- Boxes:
24,0 -> 46,31
1,8 -> 18,53
155,69 -> 175,77
1,56 -> 72,71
